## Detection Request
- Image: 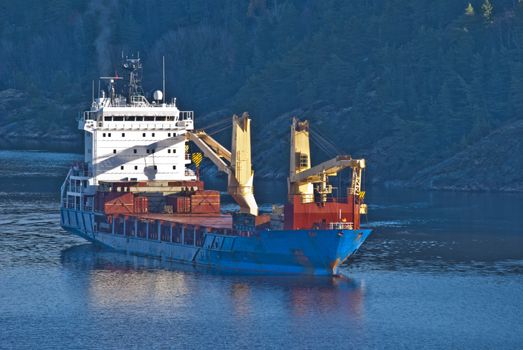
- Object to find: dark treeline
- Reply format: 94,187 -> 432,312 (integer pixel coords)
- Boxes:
1,0 -> 522,185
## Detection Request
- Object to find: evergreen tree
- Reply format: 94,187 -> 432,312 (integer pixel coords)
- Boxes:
2,0 -> 523,183
482,0 -> 494,22
465,3 -> 475,16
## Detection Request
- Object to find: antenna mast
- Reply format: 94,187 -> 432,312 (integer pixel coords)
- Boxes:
162,56 -> 166,104
122,56 -> 144,101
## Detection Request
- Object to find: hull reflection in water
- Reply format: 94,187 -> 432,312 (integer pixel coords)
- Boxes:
60,244 -> 365,317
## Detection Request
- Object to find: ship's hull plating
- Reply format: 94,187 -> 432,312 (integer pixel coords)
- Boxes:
60,208 -> 371,276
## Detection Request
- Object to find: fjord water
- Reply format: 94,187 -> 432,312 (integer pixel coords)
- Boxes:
0,150 -> 522,349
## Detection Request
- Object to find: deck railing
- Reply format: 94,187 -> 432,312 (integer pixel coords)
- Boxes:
60,168 -> 72,208
329,222 -> 354,230
294,195 -> 350,204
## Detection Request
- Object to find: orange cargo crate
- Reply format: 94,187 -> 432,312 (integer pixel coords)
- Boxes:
176,197 -> 191,213
165,196 -> 191,214
133,196 -> 149,214
96,192 -> 135,214
104,202 -> 134,214
190,190 -> 220,214
191,203 -> 220,214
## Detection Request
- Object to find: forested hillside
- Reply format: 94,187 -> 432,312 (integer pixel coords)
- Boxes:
1,0 -> 522,191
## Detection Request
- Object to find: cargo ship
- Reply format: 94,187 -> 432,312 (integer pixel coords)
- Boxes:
60,57 -> 371,276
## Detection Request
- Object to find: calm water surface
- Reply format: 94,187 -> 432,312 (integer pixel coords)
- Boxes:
0,150 -> 522,349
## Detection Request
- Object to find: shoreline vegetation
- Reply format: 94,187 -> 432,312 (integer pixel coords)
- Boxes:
1,1 -> 522,192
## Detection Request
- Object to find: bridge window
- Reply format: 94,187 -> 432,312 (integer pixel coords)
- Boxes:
104,117 -> 112,121
145,116 -> 154,121
136,116 -> 143,121
156,116 -> 166,121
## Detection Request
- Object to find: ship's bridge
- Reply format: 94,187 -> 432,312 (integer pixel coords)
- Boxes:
80,98 -> 194,133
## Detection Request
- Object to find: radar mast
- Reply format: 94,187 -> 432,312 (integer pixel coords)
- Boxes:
122,56 -> 144,102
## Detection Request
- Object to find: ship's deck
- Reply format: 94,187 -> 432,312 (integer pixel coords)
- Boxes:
129,213 -> 233,230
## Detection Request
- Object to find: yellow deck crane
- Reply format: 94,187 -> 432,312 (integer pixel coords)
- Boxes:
186,113 -> 258,216
288,117 -> 367,214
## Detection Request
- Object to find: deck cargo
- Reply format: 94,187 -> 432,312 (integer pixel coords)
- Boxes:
133,196 -> 149,214
190,190 -> 220,214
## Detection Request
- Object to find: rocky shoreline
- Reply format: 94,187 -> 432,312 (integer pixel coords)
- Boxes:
399,119 -> 523,193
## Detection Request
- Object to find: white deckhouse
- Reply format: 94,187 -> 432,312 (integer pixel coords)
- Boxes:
62,57 -> 196,211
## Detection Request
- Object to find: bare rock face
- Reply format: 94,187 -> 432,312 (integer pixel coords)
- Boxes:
0,89 -> 28,111
405,119 -> 523,192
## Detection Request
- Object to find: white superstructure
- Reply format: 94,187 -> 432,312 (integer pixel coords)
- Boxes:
80,58 -> 196,185
61,56 -> 196,212
82,97 -> 195,184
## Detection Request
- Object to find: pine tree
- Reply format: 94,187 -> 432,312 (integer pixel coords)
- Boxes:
465,3 -> 475,16
482,0 -> 494,22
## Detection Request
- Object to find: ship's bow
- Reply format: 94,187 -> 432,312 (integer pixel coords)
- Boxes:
331,228 -> 372,274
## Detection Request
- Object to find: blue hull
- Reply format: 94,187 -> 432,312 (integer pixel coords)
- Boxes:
60,208 -> 371,276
